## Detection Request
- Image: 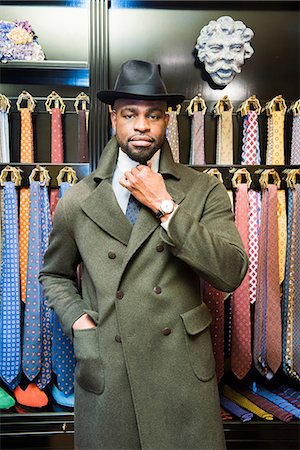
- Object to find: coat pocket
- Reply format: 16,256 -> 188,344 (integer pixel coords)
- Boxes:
73,327 -> 105,394
180,303 -> 215,382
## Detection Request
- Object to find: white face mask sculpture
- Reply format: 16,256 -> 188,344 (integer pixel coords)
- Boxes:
195,16 -> 254,87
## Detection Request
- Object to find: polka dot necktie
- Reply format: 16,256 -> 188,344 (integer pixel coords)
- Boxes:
22,181 -> 52,388
189,111 -> 206,165
50,107 -> 64,219
290,115 -> 300,164
230,183 -> 252,380
51,181 -> 76,395
0,181 -> 21,389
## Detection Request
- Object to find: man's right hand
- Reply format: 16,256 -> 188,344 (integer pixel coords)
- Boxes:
72,313 -> 97,331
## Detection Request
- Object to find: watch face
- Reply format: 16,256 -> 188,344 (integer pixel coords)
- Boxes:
161,200 -> 174,214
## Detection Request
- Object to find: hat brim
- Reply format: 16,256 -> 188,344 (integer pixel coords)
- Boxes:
97,90 -> 185,107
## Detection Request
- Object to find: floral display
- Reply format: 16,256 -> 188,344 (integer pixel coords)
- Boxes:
0,20 -> 45,63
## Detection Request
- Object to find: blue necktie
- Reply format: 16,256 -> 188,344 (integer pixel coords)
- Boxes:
22,181 -> 52,388
126,194 -> 141,225
219,394 -> 253,422
51,181 -> 76,395
0,181 -> 21,389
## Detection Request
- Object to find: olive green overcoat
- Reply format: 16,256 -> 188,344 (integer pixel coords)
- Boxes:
40,137 -> 248,450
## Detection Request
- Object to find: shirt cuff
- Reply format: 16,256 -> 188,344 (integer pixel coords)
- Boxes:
160,209 -> 176,232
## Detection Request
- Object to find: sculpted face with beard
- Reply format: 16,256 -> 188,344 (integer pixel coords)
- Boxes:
195,16 -> 254,87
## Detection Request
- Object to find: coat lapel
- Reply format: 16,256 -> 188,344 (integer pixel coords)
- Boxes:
80,137 -> 132,245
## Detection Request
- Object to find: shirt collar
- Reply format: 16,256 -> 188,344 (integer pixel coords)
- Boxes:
117,148 -> 160,174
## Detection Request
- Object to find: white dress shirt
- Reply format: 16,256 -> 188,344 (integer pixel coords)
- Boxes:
112,148 -> 172,231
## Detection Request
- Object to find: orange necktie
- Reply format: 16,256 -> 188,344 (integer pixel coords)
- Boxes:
19,107 -> 34,303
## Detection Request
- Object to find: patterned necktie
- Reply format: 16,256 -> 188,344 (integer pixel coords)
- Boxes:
50,107 -> 64,219
231,183 -> 252,380
254,184 -> 282,379
203,282 -> 225,382
0,181 -> 21,389
78,109 -> 89,163
166,109 -> 180,163
266,96 -> 286,165
0,109 -> 10,163
22,181 -> 52,388
19,107 -> 34,303
241,110 -> 261,164
51,181 -> 76,395
215,97 -> 233,164
189,111 -> 205,165
290,114 -> 300,164
126,194 -> 142,225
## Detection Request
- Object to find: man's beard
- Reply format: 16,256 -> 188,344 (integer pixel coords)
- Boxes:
116,135 -> 163,163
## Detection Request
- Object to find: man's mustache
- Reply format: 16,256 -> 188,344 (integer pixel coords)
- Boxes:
205,62 -> 241,75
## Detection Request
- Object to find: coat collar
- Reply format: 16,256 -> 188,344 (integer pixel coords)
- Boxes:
81,137 -> 185,249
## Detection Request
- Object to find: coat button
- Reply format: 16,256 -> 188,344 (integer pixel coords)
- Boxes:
108,251 -> 116,259
156,244 -> 164,252
154,286 -> 162,294
162,327 -> 171,336
116,290 -> 124,299
115,334 -> 122,343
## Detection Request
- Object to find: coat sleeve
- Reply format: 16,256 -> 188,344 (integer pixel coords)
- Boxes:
39,195 -> 86,338
161,178 -> 248,292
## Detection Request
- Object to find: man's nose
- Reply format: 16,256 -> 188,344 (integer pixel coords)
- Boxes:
134,116 -> 150,132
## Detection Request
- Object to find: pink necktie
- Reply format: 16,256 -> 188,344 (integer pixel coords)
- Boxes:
231,183 -> 252,379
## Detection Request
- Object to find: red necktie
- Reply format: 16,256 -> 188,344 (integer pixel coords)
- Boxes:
50,107 -> 64,218
231,183 -> 252,379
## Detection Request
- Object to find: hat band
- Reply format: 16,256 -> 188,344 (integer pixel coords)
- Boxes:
116,83 -> 167,95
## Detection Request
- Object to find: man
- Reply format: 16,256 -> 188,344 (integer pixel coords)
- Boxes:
40,60 -> 248,450
195,15 -> 254,86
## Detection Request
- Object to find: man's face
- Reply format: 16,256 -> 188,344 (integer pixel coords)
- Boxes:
202,31 -> 246,85
110,99 -> 169,163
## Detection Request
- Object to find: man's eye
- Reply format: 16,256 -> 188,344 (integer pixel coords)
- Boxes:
124,114 -> 135,119
148,115 -> 160,120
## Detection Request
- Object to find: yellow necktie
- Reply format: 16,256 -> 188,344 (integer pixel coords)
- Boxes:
265,95 -> 286,165
277,190 -> 287,284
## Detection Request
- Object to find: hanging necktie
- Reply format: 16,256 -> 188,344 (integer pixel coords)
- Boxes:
126,194 -> 142,225
166,105 -> 180,163
0,171 -> 22,389
203,282 -> 225,382
45,92 -> 66,219
51,173 -> 77,395
75,92 -> 90,163
230,180 -> 252,380
282,171 -> 300,381
17,91 -> 36,303
254,173 -> 282,379
22,170 -> 52,388
0,94 -> 11,163
187,94 -> 207,165
214,96 -> 234,164
265,95 -> 286,165
290,100 -> 300,164
240,96 -> 261,165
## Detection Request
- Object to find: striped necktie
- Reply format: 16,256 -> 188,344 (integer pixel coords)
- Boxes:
0,181 -> 21,389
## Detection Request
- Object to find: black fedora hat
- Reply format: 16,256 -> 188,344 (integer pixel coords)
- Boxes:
97,60 -> 185,107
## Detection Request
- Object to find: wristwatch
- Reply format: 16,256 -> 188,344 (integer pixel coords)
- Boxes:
155,199 -> 175,219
